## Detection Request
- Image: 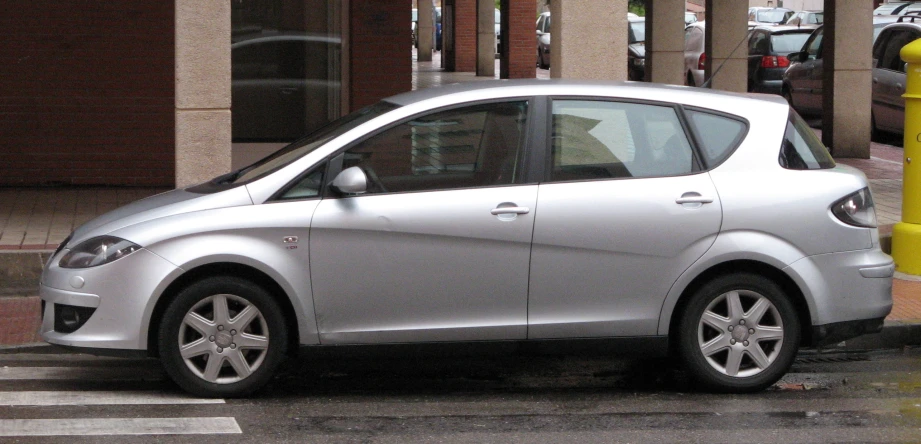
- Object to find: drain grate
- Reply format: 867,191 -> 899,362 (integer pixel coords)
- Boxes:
795,353 -> 870,364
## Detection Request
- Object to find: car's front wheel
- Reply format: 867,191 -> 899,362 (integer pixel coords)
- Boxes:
677,273 -> 800,393
158,276 -> 288,398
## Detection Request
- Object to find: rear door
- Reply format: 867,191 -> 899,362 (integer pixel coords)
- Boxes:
873,28 -> 919,133
527,99 -> 723,339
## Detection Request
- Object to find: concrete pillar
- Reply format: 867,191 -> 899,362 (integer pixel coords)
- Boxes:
418,0 -> 434,61
175,0 -> 231,188
499,0 -> 536,79
551,0 -> 627,80
646,0 -> 686,84
704,0 -> 748,92
476,0 -> 495,76
822,0 -> 873,158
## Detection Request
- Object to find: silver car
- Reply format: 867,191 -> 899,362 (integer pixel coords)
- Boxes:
39,80 -> 893,398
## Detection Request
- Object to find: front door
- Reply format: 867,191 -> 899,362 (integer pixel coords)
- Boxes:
309,100 -> 536,344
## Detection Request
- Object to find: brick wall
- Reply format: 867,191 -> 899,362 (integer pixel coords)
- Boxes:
503,0 -> 537,79
453,0 -> 478,72
349,0 -> 413,110
0,1 -> 175,186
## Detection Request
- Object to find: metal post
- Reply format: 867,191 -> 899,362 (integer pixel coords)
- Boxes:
891,39 -> 921,275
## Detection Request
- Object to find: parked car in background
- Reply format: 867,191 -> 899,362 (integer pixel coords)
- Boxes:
40,79 -> 892,398
874,2 -> 914,15
412,8 -> 418,46
628,15 -> 646,81
871,18 -> 921,136
685,11 -> 698,26
783,15 -> 902,118
436,7 -> 442,50
748,7 -> 795,27
684,21 -> 706,87
495,8 -> 502,54
785,10 -> 823,29
747,26 -> 812,94
536,11 -> 551,68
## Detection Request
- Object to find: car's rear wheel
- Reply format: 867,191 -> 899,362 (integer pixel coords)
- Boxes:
687,72 -> 695,87
677,273 -> 800,393
159,276 -> 287,398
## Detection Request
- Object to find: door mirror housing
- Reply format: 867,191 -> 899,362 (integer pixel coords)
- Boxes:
788,51 -> 805,63
330,166 -> 368,195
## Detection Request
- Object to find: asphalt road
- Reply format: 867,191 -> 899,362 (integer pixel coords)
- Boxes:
1,344 -> 920,443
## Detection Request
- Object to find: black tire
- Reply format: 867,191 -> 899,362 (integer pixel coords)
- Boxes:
687,72 -> 695,87
677,273 -> 800,393
158,276 -> 288,398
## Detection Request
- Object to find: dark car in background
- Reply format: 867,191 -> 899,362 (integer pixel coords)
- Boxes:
747,26 -> 812,94
782,15 -> 901,118
871,18 -> 921,137
628,15 -> 646,81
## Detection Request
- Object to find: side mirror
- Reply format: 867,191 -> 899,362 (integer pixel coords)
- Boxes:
330,166 -> 368,195
788,51 -> 804,63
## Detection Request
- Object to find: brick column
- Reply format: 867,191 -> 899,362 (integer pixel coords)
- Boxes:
454,0 -> 477,72
500,0 -> 536,79
349,0 -> 412,109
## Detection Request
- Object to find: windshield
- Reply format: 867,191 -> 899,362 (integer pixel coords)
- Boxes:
225,102 -> 399,185
629,20 -> 645,43
757,10 -> 790,23
771,33 -> 811,54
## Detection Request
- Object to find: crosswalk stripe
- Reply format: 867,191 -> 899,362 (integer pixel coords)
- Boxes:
0,391 -> 224,406
0,366 -> 163,381
0,417 -> 241,436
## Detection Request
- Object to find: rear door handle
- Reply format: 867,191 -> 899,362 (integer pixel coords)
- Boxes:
491,206 -> 530,215
676,193 -> 714,205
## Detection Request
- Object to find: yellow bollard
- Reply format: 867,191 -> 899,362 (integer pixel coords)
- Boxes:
892,39 -> 921,275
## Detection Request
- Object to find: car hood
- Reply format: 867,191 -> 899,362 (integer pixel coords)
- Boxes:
629,42 -> 645,58
67,186 -> 254,247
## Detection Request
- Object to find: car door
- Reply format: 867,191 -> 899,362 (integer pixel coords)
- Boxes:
309,100 -> 537,344
528,99 -> 722,339
789,27 -> 824,114
873,28 -> 919,133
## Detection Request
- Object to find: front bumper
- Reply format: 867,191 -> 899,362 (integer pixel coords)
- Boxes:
785,247 -> 893,345
40,248 -> 180,352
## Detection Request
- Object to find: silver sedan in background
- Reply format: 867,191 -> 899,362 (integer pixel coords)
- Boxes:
40,80 -> 892,398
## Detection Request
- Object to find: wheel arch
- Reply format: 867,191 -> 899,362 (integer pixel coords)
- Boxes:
665,260 -> 814,351
146,262 -> 301,358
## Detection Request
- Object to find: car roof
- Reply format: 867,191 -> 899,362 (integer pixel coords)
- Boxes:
881,20 -> 921,32
383,79 -> 788,109
752,25 -> 813,34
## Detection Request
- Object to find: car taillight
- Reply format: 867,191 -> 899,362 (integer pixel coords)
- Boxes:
761,55 -> 791,68
832,188 -> 877,228
698,53 -> 706,70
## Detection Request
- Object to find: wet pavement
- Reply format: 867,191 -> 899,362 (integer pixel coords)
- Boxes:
1,345 -> 920,442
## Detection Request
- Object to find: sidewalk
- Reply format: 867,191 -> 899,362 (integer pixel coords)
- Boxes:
1,55 -> 918,348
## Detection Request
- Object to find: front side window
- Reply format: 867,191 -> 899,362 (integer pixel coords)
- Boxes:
779,111 -> 835,170
339,101 -> 529,195
549,100 -> 697,182
879,30 -> 919,72
805,27 -> 823,59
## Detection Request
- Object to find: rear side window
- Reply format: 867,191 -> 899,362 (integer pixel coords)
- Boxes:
779,111 -> 835,170
684,109 -> 747,169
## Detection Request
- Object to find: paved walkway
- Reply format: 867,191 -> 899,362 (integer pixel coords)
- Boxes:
0,52 -> 918,347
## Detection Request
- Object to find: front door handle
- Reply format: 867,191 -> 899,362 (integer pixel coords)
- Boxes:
491,206 -> 530,215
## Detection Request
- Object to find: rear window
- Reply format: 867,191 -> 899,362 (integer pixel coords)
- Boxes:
779,111 -> 835,170
771,33 -> 811,54
684,109 -> 748,169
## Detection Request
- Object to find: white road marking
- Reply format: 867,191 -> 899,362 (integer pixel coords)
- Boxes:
0,417 -> 241,436
0,366 -> 163,380
0,391 -> 224,406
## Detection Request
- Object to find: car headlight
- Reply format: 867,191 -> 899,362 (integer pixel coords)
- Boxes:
58,236 -> 141,269
633,58 -> 645,67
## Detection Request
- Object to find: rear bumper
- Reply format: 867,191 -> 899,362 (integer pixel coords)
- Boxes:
811,317 -> 885,346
